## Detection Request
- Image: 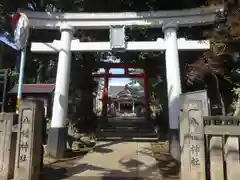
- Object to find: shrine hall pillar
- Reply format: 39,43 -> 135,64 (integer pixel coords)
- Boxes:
163,24 -> 181,161
102,68 -> 109,117
48,24 -> 74,158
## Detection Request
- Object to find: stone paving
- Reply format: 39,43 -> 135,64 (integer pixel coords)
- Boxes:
43,141 -> 179,180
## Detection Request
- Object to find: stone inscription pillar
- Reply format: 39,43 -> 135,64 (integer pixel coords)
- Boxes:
48,24 -> 74,158
180,100 -> 206,180
163,23 -> 182,161
143,70 -> 150,119
14,100 -> 44,180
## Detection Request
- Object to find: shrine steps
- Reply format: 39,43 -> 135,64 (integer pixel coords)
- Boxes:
96,117 -> 159,142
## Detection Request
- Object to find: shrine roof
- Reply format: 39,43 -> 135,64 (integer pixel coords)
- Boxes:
111,96 -> 145,103
109,83 -> 144,98
109,86 -> 125,97
8,84 -> 55,94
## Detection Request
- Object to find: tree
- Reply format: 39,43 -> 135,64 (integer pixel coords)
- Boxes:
185,0 -> 240,115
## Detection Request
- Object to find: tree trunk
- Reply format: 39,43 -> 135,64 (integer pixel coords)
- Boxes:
213,73 -> 226,115
75,64 -> 97,133
37,60 -> 47,83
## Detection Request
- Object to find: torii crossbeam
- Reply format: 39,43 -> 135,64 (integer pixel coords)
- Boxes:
31,38 -> 210,52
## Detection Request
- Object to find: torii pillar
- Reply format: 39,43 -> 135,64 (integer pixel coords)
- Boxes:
163,24 -> 181,161
47,24 -> 74,158
143,70 -> 150,119
102,68 -> 109,117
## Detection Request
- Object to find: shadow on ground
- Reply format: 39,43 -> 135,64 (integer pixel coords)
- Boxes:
151,142 -> 180,179
42,140 -> 180,180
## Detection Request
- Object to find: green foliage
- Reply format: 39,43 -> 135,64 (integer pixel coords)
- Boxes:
8,68 -> 18,82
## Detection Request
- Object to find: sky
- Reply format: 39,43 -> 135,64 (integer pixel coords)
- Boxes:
98,68 -> 131,86
110,68 -> 130,85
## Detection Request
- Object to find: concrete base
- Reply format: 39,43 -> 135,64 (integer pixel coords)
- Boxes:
169,129 -> 180,162
47,127 -> 67,158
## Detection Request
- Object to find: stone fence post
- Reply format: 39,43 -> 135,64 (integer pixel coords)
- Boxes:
0,113 -> 18,180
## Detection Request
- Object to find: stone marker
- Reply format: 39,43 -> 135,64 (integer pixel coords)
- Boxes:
180,90 -> 209,180
180,100 -> 206,180
14,100 -> 44,180
0,113 -> 17,180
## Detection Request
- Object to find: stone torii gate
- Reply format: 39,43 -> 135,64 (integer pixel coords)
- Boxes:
20,5 -> 223,158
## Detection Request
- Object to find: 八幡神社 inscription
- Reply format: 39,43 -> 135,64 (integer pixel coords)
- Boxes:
15,100 -> 45,180
19,141 -> 28,152
19,154 -> 27,162
190,144 -> 201,166
20,129 -> 29,138
180,92 -> 208,180
22,116 -> 30,124
18,115 -> 30,163
188,106 -> 202,167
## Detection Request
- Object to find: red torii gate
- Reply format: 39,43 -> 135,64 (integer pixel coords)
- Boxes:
92,63 -> 152,117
